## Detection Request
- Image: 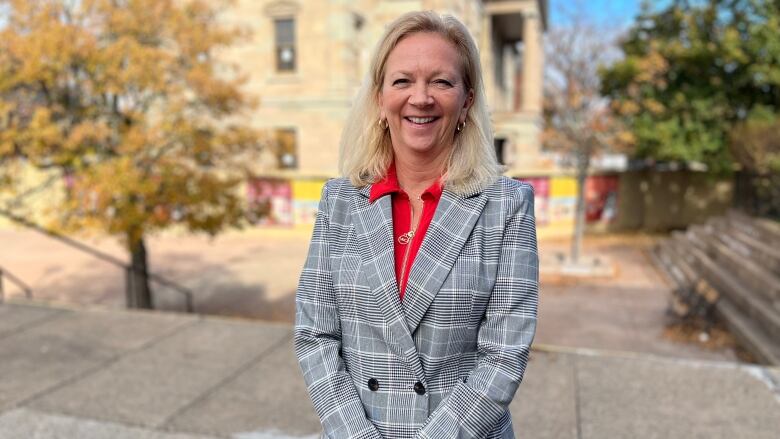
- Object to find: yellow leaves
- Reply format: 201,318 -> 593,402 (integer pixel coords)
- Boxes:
185,65 -> 244,113
2,13 -> 89,88
95,36 -> 173,95
614,130 -> 637,150
25,108 -> 61,155
174,0 -> 241,53
116,124 -> 154,155
66,156 -> 157,230
102,0 -> 175,42
636,50 -> 669,85
0,101 -> 16,155
613,97 -> 665,121
644,99 -> 665,115
1,0 -> 261,240
729,117 -> 780,174
63,121 -> 110,153
615,100 -> 640,116
0,136 -> 15,156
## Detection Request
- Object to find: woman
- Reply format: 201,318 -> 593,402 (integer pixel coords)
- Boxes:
295,11 -> 538,439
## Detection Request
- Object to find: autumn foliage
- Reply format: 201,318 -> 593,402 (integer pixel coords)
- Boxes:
601,0 -> 780,173
0,0 -> 263,308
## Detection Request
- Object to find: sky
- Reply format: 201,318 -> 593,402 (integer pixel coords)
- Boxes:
549,0 -> 672,28
0,1 -> 669,32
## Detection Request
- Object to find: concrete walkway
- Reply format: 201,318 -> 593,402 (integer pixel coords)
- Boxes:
0,229 -> 743,362
1,300 -> 779,439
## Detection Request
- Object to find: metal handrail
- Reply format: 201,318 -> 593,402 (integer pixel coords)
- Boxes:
0,208 -> 194,312
0,266 -> 33,303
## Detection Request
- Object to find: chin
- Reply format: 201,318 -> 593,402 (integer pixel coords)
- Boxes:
400,137 -> 446,155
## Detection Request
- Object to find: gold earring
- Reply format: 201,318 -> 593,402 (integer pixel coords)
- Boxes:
379,118 -> 389,130
456,121 -> 466,132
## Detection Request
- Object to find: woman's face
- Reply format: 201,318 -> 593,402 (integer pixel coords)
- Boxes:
379,32 -> 474,159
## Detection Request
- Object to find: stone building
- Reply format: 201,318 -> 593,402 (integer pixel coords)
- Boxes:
223,0 -> 547,175
219,0 -> 549,225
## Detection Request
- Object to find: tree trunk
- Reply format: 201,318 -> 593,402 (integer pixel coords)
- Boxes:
126,233 -> 153,309
571,151 -> 590,264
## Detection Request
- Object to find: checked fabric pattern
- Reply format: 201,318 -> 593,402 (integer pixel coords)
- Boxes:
295,176 -> 539,439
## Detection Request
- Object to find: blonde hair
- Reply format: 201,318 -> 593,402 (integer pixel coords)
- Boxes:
338,11 -> 500,195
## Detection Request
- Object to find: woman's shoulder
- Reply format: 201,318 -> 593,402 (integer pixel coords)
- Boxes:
321,177 -> 359,200
319,178 -> 365,222
483,176 -> 535,203
478,176 -> 535,220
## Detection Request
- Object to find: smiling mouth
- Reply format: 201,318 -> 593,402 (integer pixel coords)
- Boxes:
405,116 -> 439,125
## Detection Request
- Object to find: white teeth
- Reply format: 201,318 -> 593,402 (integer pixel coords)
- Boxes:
407,117 -> 436,124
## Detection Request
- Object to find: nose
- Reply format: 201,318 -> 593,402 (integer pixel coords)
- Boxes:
408,83 -> 434,107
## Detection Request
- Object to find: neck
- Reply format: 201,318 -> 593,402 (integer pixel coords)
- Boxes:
393,147 -> 448,195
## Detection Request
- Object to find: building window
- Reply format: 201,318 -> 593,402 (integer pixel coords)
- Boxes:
494,138 -> 506,165
275,128 -> 297,169
274,18 -> 295,72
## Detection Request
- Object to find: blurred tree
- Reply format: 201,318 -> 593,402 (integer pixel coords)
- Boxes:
601,0 -> 780,173
0,0 -> 263,309
543,14 -> 630,263
730,112 -> 780,175
729,110 -> 780,217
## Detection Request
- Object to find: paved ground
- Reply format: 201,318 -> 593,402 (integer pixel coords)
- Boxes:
536,235 -> 741,362
0,228 -> 740,361
1,301 -> 779,439
0,228 -> 309,321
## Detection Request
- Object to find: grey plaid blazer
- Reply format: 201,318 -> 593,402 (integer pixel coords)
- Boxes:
295,176 -> 538,439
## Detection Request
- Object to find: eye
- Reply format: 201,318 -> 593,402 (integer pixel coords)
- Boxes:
392,78 -> 410,86
433,79 -> 453,87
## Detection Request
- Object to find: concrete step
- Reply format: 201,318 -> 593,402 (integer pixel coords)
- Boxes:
716,298 -> 780,365
683,227 -> 780,344
1,301 -> 779,439
653,240 -> 715,318
725,211 -> 780,242
0,409 -> 221,439
700,223 -> 780,304
711,217 -> 780,275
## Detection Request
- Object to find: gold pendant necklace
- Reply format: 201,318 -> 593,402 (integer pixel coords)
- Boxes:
398,230 -> 415,245
398,194 -> 422,245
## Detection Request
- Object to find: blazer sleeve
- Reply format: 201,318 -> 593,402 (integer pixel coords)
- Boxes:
415,183 -> 539,439
294,181 -> 384,439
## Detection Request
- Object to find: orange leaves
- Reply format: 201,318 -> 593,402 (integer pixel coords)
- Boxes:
24,108 -> 60,156
0,0 -> 263,241
729,117 -> 780,174
63,121 -> 111,153
644,99 -> 666,116
613,100 -> 640,116
101,0 -> 175,41
0,3 -> 90,89
95,37 -> 169,95
635,49 -> 669,87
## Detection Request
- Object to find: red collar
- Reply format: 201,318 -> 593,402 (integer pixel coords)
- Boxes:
369,162 -> 444,203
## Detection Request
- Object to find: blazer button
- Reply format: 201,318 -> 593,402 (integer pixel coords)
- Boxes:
414,381 -> 426,395
368,378 -> 379,391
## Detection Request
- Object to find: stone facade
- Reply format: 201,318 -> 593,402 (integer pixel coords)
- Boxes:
0,0 -> 553,232
220,0 -> 548,179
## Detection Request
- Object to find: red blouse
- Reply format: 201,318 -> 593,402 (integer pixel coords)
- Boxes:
369,163 -> 443,301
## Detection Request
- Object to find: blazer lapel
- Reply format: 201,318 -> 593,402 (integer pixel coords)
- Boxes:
401,187 -> 488,334
352,185 -> 422,371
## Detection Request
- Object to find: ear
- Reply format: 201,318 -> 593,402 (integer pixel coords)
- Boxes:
377,91 -> 385,120
460,88 -> 475,123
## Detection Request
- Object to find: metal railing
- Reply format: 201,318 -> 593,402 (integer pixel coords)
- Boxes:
0,208 -> 194,313
0,266 -> 33,303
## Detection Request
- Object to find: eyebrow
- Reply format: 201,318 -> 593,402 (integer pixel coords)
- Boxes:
390,70 -> 458,79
